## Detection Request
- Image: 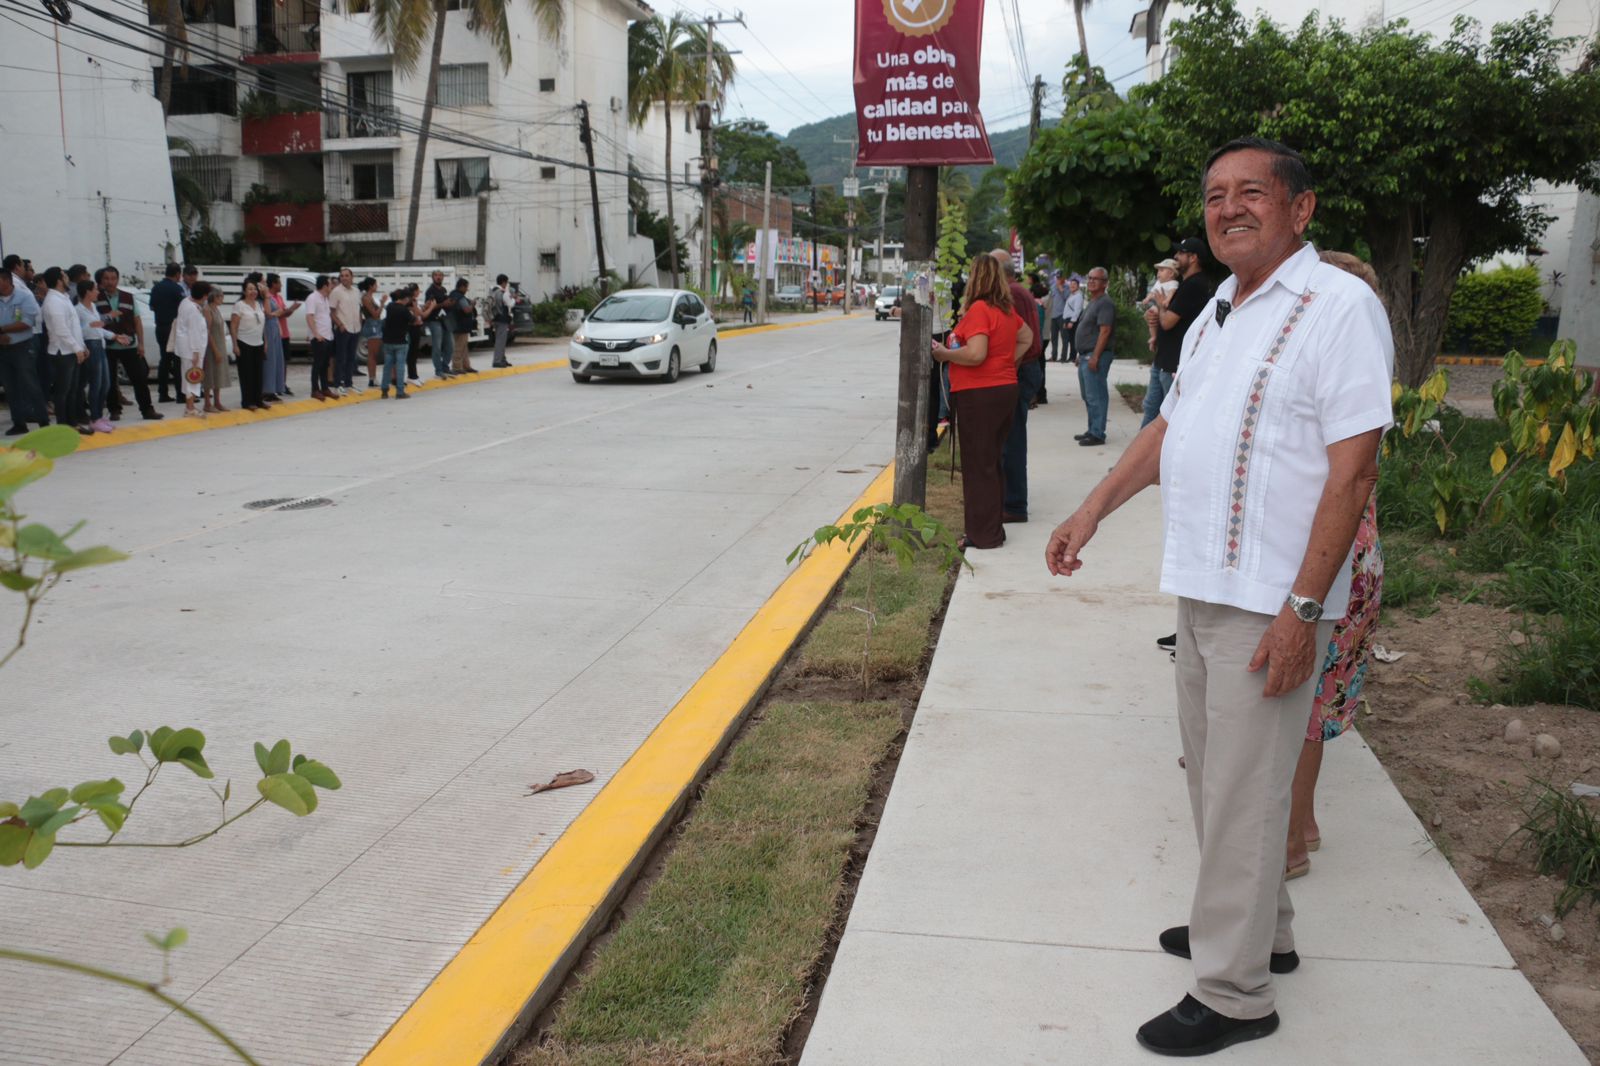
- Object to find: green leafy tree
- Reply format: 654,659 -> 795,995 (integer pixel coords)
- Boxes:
934,190 -> 969,312
1141,0 -> 1600,386
963,167 -> 1011,256
717,119 -> 811,188
369,0 -> 563,260
1005,88 -> 1176,269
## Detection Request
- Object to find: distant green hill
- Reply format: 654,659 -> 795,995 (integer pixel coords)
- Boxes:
783,112 -> 1038,189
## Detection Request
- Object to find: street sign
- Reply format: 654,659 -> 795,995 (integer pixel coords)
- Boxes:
843,176 -> 860,199
852,0 -> 994,167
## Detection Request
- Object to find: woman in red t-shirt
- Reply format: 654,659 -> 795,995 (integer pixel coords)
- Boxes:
932,254 -> 1033,549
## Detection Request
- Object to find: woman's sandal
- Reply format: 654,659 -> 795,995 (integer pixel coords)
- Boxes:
1285,859 -> 1311,881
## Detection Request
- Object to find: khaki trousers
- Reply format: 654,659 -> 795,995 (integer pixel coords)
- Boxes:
452,333 -> 472,372
1174,597 -> 1334,1020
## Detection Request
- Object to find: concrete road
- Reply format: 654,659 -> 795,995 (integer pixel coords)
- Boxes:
0,316 -> 897,1066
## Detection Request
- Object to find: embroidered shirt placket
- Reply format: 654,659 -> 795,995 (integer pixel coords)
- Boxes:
1223,291 -> 1317,568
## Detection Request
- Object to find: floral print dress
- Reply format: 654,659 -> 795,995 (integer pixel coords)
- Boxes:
1308,492 -> 1383,741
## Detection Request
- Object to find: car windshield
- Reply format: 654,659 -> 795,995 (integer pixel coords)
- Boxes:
779,286 -> 802,294
883,287 -> 902,298
589,294 -> 672,323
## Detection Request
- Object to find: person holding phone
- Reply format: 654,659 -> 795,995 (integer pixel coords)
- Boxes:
931,254 -> 1033,551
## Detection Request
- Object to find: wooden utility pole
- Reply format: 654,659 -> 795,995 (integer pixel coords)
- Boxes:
577,101 -> 609,295
809,184 -> 820,313
699,13 -> 744,298
1028,73 -> 1045,144
893,166 -> 938,508
833,133 -> 859,313
757,160 -> 772,325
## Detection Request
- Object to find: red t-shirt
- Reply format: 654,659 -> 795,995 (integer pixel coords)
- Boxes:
949,299 -> 1023,392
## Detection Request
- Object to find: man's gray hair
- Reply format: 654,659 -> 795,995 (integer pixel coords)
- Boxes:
989,248 -> 1016,277
1202,136 -> 1313,198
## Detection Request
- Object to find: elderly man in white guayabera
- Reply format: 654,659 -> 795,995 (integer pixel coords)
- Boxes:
1044,137 -> 1395,1057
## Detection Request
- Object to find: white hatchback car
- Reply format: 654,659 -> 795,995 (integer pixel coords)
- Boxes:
569,289 -> 717,383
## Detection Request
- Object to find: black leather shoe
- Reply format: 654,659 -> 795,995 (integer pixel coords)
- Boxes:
1156,633 -> 1177,650
1078,435 -> 1106,446
1074,432 -> 1090,441
1137,994 -> 1278,1056
1159,926 -> 1299,974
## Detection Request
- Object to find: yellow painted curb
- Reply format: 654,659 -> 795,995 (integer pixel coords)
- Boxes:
361,461 -> 897,1066
72,357 -> 569,453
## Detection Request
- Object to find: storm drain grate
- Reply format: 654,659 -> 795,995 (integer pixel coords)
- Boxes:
244,497 -> 335,512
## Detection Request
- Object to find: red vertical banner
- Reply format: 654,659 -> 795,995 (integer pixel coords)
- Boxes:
854,0 -> 994,167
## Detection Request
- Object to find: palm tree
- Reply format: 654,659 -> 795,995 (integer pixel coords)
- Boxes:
628,15 -> 734,289
168,136 -> 211,230
150,0 -> 212,115
370,0 -> 562,260
710,197 -> 754,299
1072,0 -> 1093,64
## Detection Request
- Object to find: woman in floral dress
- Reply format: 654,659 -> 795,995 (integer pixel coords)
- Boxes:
1284,248 -> 1387,879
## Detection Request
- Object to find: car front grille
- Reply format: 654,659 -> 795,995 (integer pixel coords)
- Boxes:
582,337 -> 643,352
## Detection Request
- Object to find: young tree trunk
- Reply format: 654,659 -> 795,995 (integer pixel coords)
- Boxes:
1073,0 -> 1090,63
403,0 -> 449,262
663,98 -> 679,288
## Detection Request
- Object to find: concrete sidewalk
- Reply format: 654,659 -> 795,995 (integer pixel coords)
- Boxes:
801,383 -> 1587,1063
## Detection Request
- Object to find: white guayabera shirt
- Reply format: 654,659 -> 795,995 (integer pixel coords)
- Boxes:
1158,242 -> 1394,619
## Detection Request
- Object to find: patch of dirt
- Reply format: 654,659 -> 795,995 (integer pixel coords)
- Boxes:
1362,599 -> 1600,1063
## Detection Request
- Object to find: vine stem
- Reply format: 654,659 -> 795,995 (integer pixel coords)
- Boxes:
60,799 -> 267,849
1476,452 -> 1529,522
0,947 -> 262,1065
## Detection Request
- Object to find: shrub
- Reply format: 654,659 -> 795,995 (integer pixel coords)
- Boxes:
1446,263 -> 1544,354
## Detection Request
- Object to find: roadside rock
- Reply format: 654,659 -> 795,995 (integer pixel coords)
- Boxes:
1550,922 -> 1566,943
1509,630 -> 1528,647
1505,719 -> 1529,743
1534,734 -> 1563,759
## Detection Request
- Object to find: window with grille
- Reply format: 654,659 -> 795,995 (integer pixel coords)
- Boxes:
538,77 -> 556,92
437,64 -> 490,107
540,166 -> 556,181
155,65 -> 236,116
345,71 -> 398,137
352,161 -> 394,200
435,248 -> 481,265
171,154 -> 235,202
539,251 -> 558,270
435,158 -> 490,199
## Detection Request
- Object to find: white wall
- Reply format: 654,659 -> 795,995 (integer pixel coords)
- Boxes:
1559,190 -> 1598,365
1,6 -> 181,281
627,100 -> 706,282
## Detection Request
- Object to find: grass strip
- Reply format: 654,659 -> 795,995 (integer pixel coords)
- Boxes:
519,450 -> 965,1065
518,700 -> 902,1066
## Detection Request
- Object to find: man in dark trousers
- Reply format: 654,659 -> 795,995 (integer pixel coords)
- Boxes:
992,249 -> 1043,523
1145,237 -> 1213,427
96,266 -> 162,422
148,263 -> 185,402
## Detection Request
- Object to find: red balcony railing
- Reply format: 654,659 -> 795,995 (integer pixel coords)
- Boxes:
244,202 -> 325,244
241,111 -> 322,155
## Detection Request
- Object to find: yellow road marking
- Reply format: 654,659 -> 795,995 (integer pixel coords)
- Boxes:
361,461 -> 896,1066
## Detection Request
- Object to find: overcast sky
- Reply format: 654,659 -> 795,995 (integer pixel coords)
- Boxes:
700,0 -> 1149,137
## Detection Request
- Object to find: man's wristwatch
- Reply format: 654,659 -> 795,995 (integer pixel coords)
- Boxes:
1286,593 -> 1324,623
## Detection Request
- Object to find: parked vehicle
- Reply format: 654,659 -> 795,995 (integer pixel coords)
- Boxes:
773,284 -> 806,306
874,286 -> 903,321
569,289 -> 717,383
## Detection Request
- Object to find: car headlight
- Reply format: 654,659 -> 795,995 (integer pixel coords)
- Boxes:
643,332 -> 669,345
573,331 -> 587,343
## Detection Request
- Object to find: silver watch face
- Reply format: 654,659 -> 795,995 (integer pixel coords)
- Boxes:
1292,597 -> 1321,622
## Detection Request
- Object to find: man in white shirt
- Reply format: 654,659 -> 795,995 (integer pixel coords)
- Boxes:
489,273 -> 515,367
40,266 -> 89,430
303,275 -> 337,402
0,269 -> 47,435
1044,138 -> 1393,1057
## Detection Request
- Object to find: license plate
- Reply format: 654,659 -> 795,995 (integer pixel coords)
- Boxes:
599,355 -> 619,368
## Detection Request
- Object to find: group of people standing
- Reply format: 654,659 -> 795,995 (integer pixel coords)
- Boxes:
0,258 -> 519,433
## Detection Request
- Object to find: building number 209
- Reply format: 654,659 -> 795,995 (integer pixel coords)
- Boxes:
275,215 -> 293,228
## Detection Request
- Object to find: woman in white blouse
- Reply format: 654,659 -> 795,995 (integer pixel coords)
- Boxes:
170,281 -> 212,418
75,278 -> 129,434
230,280 -> 269,411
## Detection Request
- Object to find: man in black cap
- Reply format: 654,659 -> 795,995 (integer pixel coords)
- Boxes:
1151,237 -> 1215,653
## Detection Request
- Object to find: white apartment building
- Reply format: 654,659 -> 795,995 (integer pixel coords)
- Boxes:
1128,0 -> 1598,319
0,4 -> 181,278
158,0 -> 656,293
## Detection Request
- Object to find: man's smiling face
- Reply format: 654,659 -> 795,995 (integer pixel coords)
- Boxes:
1202,148 -> 1314,276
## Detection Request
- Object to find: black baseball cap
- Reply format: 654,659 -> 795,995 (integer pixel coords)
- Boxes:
1174,237 -> 1206,256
